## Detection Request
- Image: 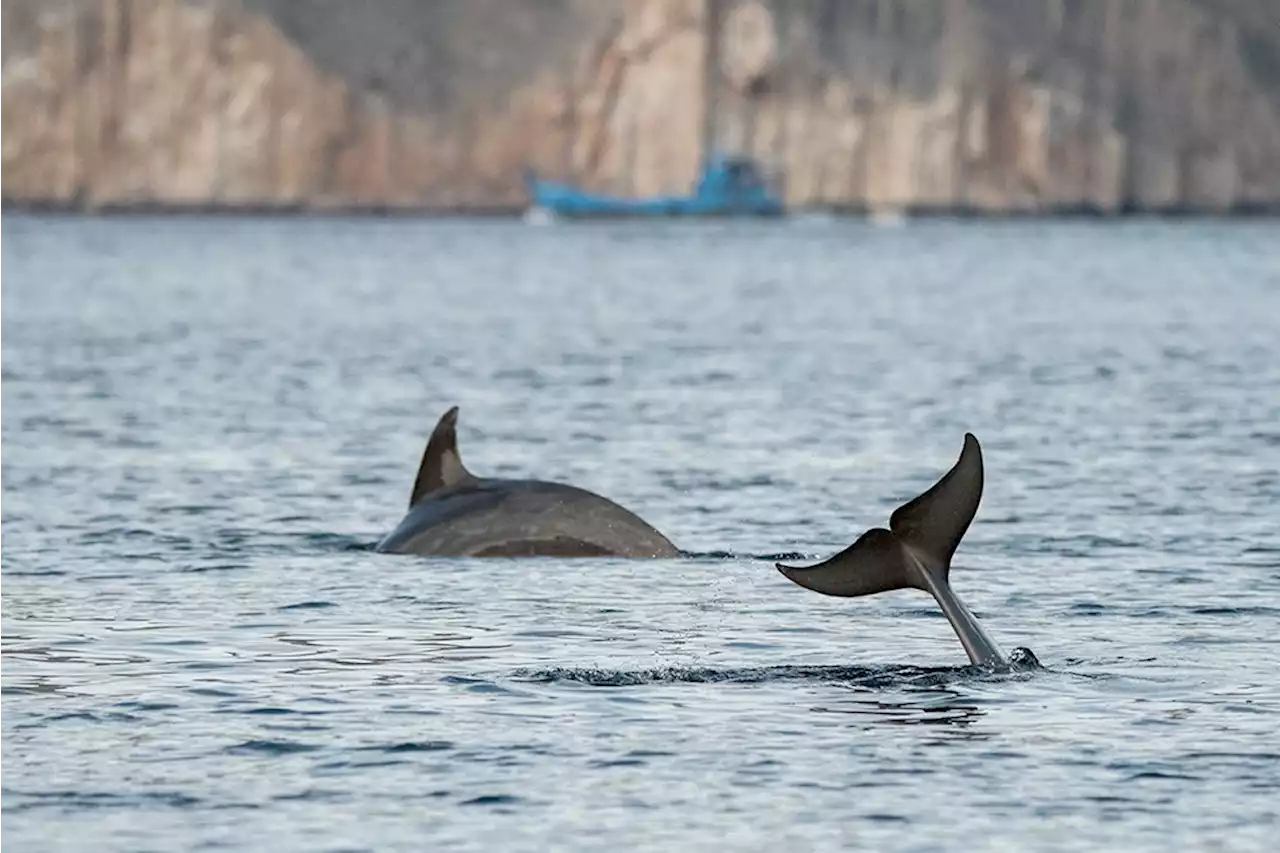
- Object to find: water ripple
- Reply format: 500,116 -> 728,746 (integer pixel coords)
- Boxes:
3,215 -> 1279,853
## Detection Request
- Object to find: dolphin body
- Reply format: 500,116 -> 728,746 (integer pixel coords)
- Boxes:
376,406 -> 680,558
776,433 -> 1040,671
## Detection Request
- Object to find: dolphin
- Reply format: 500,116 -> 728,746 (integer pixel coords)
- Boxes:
776,433 -> 1040,671
376,406 -> 680,558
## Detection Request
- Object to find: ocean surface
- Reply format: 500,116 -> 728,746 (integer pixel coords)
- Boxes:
2,213 -> 1278,852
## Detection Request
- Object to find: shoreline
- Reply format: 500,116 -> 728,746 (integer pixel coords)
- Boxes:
4,198 -> 1279,220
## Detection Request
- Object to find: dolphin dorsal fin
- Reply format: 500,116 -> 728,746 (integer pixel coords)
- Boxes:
775,433 -> 984,596
888,432 -> 983,578
408,406 -> 476,507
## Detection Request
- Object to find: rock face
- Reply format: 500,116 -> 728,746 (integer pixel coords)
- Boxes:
3,0 -> 1278,213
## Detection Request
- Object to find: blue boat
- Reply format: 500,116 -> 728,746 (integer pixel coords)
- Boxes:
522,154 -> 784,218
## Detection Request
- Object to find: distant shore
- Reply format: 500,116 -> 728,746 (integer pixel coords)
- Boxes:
6,199 -> 1279,220
7,0 -> 1278,226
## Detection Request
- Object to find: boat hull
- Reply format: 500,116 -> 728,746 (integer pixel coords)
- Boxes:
522,155 -> 786,219
526,180 -> 783,218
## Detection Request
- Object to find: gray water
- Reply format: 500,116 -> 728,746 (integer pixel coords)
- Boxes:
2,213 -> 1278,852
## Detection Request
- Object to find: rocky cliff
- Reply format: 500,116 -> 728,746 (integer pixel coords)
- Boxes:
4,0 -> 1279,213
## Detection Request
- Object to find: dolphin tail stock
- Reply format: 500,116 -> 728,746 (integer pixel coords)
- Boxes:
776,433 -> 1008,667
408,405 -> 479,508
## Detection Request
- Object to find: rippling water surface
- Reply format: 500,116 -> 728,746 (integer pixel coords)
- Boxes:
3,214 -> 1279,851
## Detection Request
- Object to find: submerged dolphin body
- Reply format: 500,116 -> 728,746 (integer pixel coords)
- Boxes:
376,407 -> 680,558
777,434 -> 1039,671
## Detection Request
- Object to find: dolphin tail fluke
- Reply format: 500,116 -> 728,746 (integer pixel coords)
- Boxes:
776,434 -> 1005,667
776,433 -> 983,595
775,528 -> 916,596
886,432 -> 984,581
408,405 -> 477,507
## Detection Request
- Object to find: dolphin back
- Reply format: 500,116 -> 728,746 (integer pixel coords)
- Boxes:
382,405 -> 679,558
377,479 -> 680,558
